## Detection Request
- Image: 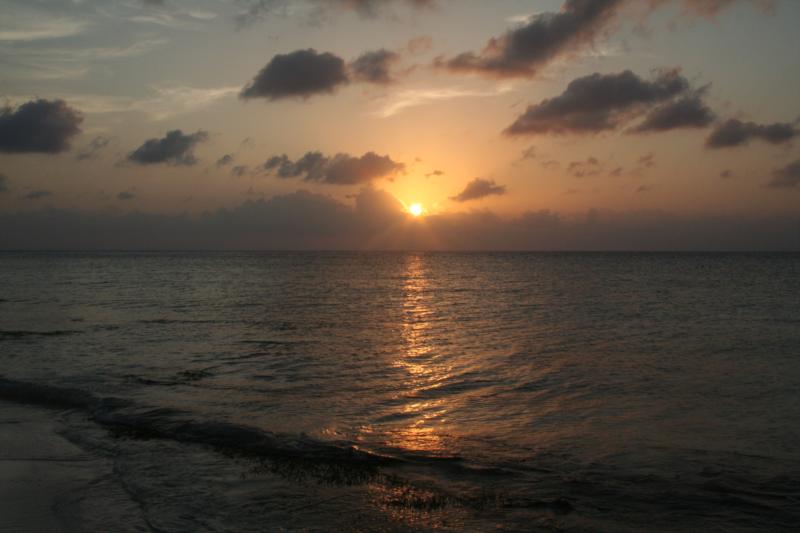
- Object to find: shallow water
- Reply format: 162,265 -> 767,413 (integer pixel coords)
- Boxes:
1,252 -> 799,531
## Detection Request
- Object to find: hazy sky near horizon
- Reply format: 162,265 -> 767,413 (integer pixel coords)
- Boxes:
0,0 -> 798,249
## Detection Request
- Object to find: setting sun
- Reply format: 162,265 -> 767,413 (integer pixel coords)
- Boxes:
408,203 -> 424,217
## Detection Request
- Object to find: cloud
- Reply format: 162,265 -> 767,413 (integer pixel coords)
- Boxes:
2,193 -> 797,251
117,191 -> 136,201
0,99 -> 83,154
231,165 -> 250,177
767,160 -> 800,189
0,173 -> 8,192
426,169 -> 444,178
216,154 -> 235,167
350,49 -> 401,85
234,0 -> 435,28
504,69 -> 700,136
647,0 -> 775,17
240,49 -> 348,100
23,190 -> 52,200
263,151 -> 405,185
568,156 -> 602,177
720,169 -> 734,179
375,84 -> 513,118
438,0 -> 625,78
437,0 -> 769,79
128,130 -> 209,166
705,119 -> 798,149
450,178 -> 506,202
632,94 -> 715,132
76,135 -> 112,161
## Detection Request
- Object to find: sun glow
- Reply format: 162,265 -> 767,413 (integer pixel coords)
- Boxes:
408,203 -> 424,217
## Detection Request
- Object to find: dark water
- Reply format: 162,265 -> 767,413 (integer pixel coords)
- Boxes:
1,252 -> 799,531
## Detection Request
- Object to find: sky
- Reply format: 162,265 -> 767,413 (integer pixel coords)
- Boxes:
0,0 -> 798,250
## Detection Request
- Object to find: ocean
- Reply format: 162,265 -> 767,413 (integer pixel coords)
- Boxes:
1,251 -> 798,531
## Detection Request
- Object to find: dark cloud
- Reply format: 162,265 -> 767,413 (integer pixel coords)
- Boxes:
0,99 -> 82,154
2,193 -> 797,251
505,69 -> 698,136
23,190 -> 53,200
767,160 -> 800,189
705,119 -> 798,149
240,49 -> 348,100
76,136 -> 112,161
216,154 -> 235,167
425,170 -> 444,178
117,191 -> 136,201
263,151 -> 404,185
350,49 -> 401,85
439,0 -> 624,78
0,174 -> 8,192
450,178 -> 507,202
128,130 -> 209,166
720,169 -> 734,179
633,94 -> 715,132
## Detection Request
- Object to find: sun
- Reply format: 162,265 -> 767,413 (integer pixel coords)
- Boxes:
408,203 -> 424,217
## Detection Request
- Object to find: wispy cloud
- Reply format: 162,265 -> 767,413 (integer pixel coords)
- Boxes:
374,84 -> 514,118
5,84 -> 239,121
0,17 -> 87,42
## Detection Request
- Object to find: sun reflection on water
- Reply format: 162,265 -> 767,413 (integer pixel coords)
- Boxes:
384,253 -> 453,455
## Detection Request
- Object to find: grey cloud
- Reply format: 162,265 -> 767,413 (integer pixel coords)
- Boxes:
439,0 -> 624,78
24,190 -> 53,200
241,49 -> 348,100
633,94 -> 715,132
263,151 -> 404,185
426,170 -> 444,178
705,119 -> 798,149
0,99 -> 83,154
350,49 -> 401,84
2,194 -> 797,251
128,130 -> 209,166
767,160 -> 800,189
216,154 -> 235,167
76,136 -> 112,161
0,174 -> 8,192
505,69 -> 696,136
450,178 -> 506,202
117,191 -> 136,201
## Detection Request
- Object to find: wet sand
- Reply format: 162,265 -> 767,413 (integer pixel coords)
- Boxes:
0,402 -> 141,532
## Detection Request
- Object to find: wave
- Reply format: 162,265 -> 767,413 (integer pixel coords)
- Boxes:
0,376 -> 392,468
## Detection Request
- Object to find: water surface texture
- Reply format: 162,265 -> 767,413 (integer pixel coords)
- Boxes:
1,252 -> 799,531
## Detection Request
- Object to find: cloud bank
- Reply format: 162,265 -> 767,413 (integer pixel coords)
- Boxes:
1,189 -> 796,251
